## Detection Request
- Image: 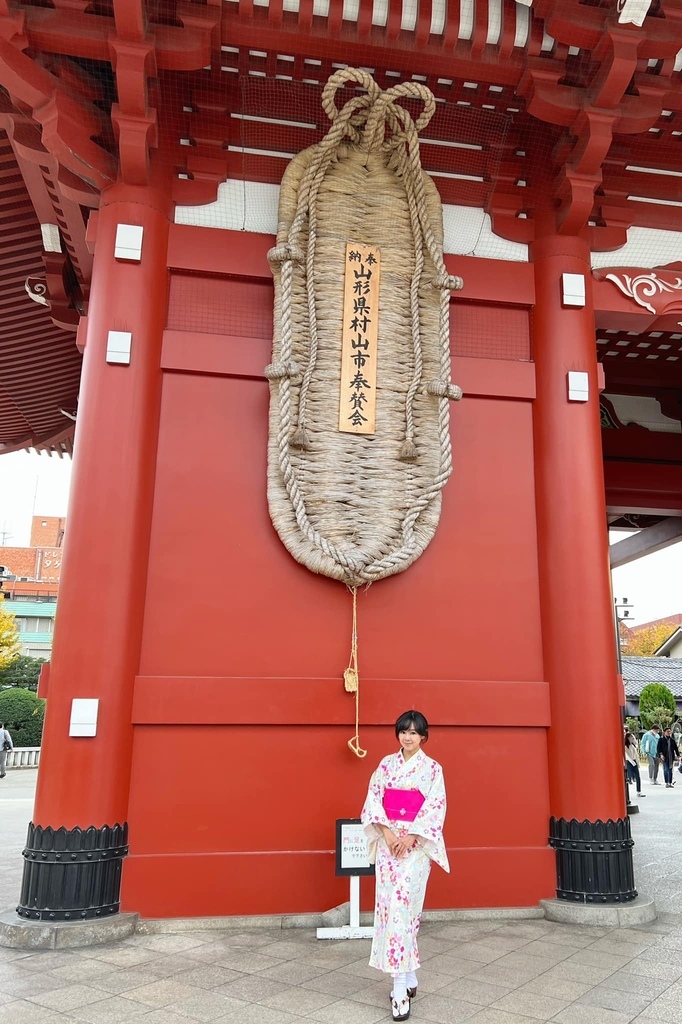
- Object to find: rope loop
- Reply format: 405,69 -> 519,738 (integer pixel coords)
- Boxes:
425,380 -> 463,401
432,272 -> 464,291
264,360 -> 301,381
267,243 -> 304,267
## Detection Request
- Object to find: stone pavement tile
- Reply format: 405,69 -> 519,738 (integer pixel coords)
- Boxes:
0,991 -> 16,1008
215,1005 -> 302,1024
566,949 -> 633,973
0,950 -> 37,965
170,965 -> 244,990
577,985 -> 652,1017
217,972 -> 290,1003
94,948 -> 163,970
49,960 -> 121,985
297,944 -> 373,969
465,1011 -> 540,1024
588,938 -> 657,958
427,924 -> 501,942
139,955 -> 228,981
126,1012 -> 198,1024
0,970 -> 69,998
302,968 -> 380,997
347,979 -> 395,1008
599,970 -> 673,998
463,966 -> 531,992
258,939 -> 324,961
424,955 -> 485,980
0,999 -> 64,1023
601,930 -> 658,949
120,980 -> 203,1009
445,943 -> 509,965
516,976 -> 593,1002
418,937 -> 467,958
212,951 -> 287,974
124,936 -> 209,955
619,959 -> 682,982
481,952 -> 555,980
539,960 -> 618,985
542,926 -> 608,948
259,959 -> 330,985
26,985 -> 111,1013
89,968 -> 166,995
436,978 -> 512,1007
489,923 -> 555,941
69,996 -> 151,1024
507,939 -> 579,964
551,1006 -> 634,1024
14,950 -> 80,972
490,989 -> 570,1021
406,993 -> 481,1023
636,947 -> 682,969
168,990 -> 250,1022
638,983 -> 682,1023
261,985 -> 338,1014
181,943 -> 247,964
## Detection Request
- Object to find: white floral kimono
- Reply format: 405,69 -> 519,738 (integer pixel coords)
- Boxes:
361,749 -> 449,974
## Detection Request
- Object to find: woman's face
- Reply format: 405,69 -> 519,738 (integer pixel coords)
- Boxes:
399,725 -> 423,757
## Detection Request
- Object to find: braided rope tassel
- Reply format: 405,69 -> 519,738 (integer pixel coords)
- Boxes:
344,587 -> 367,758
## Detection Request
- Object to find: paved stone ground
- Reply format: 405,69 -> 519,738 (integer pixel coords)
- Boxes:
1,770 -> 682,1024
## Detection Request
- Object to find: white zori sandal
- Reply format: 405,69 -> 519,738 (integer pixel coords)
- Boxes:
391,994 -> 411,1021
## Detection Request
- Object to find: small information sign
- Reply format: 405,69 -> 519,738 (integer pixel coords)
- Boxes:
335,818 -> 375,877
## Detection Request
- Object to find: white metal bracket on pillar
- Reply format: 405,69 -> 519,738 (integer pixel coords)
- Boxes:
316,875 -> 374,940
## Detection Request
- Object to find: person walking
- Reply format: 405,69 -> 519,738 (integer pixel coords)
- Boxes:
641,725 -> 661,784
658,727 -> 680,788
361,710 -> 449,1022
625,733 -> 645,799
0,723 -> 13,779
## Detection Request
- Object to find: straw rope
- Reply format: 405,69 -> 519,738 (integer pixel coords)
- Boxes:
344,587 -> 367,759
266,68 -> 463,587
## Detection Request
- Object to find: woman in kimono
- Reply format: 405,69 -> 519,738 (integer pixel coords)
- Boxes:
361,710 -> 449,1022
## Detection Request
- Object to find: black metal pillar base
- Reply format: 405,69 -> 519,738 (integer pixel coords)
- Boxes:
549,817 -> 637,904
17,823 -> 129,921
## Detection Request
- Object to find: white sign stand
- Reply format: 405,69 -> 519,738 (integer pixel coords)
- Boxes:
316,875 -> 374,940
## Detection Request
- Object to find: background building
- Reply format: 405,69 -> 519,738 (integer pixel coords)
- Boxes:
0,515 -> 62,658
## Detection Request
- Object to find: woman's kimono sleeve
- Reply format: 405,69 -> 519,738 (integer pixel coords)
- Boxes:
361,758 -> 391,863
410,762 -> 449,872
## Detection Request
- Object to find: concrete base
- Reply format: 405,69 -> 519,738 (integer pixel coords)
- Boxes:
0,911 -> 139,950
541,895 -> 657,928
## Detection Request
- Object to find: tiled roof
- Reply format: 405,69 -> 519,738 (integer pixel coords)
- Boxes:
622,657 -> 682,698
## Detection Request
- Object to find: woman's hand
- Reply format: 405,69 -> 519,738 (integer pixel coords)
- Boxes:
378,825 -> 399,853
392,834 -> 418,858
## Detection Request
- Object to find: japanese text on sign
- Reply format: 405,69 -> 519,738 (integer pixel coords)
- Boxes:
340,823 -> 372,871
339,244 -> 380,435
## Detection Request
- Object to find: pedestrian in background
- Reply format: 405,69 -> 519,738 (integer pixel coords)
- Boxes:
0,723 -> 13,779
658,727 -> 680,789
625,732 -> 645,799
641,725 -> 661,785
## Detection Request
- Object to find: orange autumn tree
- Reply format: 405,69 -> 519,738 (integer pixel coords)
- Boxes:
622,622 -> 677,658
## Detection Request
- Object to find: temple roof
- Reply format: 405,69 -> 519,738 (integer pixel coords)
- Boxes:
1,0 -> 682,454
623,655 -> 682,697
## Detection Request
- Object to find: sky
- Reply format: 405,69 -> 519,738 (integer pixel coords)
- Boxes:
0,451 -> 681,624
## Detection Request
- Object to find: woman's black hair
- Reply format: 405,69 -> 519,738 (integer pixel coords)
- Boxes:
395,710 -> 429,742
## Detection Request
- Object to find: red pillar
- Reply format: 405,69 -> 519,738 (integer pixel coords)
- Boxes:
20,179 -> 170,919
532,231 -> 634,900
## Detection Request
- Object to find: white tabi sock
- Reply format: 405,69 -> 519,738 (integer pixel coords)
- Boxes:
406,970 -> 418,990
392,973 -> 407,1002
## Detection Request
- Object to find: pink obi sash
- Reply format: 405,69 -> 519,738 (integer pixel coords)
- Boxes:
383,788 -> 425,823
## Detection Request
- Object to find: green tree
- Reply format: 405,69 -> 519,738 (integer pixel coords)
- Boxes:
0,655 -> 45,692
0,687 -> 45,746
0,604 -> 20,671
625,716 -> 641,737
639,683 -> 677,730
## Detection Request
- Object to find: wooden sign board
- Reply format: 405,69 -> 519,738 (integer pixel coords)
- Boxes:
339,243 -> 380,435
